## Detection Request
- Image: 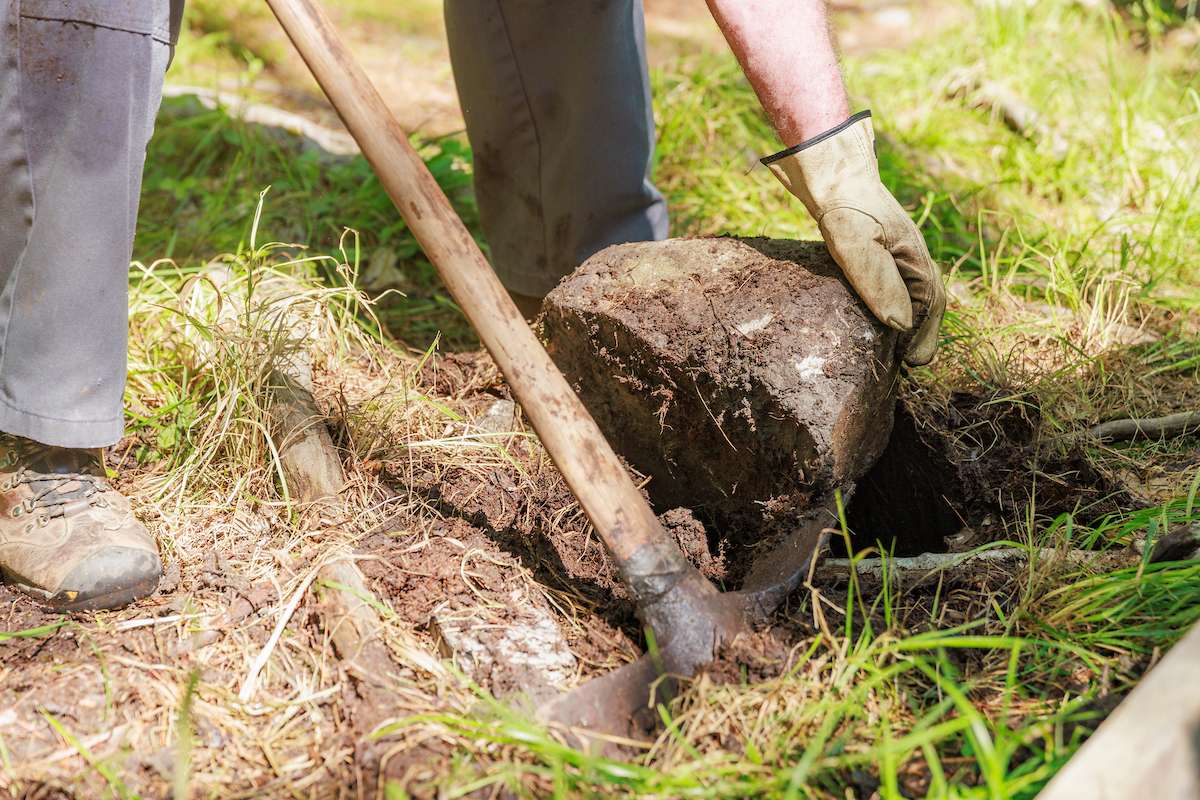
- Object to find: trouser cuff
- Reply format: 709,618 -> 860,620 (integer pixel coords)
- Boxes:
0,398 -> 123,448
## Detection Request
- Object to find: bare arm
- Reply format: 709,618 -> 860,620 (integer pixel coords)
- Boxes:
707,1 -> 946,365
705,0 -> 850,144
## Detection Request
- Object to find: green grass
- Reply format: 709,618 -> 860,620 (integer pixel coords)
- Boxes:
136,95 -> 482,349
367,544 -> 1200,798
126,196 -> 389,512
0,620 -> 66,642
122,0 -> 1200,796
654,2 -> 1199,441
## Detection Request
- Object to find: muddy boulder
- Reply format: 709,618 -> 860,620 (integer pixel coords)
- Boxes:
543,237 -> 900,531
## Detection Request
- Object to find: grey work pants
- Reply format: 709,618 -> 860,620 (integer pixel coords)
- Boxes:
0,0 -> 175,448
0,1 -> 657,446
444,0 -> 668,299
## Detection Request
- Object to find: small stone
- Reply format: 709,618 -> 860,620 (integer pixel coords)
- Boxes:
431,589 -> 576,703
475,398 -> 518,435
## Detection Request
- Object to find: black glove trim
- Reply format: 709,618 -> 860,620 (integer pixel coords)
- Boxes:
760,109 -> 872,166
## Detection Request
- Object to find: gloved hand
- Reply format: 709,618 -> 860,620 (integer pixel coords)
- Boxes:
762,111 -> 946,366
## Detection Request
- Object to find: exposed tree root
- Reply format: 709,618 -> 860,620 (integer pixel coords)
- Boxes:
815,546 -> 1105,583
1086,410 -> 1200,442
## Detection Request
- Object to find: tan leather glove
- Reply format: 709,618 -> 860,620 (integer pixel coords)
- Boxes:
762,111 -> 946,366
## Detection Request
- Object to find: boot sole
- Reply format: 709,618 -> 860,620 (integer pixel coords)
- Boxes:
5,574 -> 160,612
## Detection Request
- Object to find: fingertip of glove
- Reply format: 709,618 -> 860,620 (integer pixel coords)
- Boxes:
902,338 -> 937,366
902,352 -> 933,368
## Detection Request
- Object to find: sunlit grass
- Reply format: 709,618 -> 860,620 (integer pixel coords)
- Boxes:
366,504 -> 1200,798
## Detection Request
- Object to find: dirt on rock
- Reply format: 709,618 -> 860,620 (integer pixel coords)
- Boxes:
544,237 -> 900,557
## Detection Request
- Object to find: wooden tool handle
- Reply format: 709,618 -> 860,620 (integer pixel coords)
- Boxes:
265,0 -> 669,563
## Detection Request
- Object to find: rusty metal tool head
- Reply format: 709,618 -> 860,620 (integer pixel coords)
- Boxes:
540,493 -> 841,744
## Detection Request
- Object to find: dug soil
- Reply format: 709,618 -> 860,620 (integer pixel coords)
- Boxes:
354,516 -> 639,684
0,345 -> 1146,797
846,390 -> 1145,555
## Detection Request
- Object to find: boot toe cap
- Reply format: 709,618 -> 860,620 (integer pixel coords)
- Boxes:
56,546 -> 162,611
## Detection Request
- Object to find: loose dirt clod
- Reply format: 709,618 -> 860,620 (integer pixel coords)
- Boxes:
660,506 -> 726,581
266,331 -> 587,710
431,593 -> 577,704
697,629 -> 794,685
544,237 -> 900,541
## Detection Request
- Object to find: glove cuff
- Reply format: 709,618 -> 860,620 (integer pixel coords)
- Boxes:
759,109 -> 873,166
760,110 -> 878,216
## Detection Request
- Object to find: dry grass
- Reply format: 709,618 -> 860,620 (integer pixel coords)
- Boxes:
1,211 -> 1196,799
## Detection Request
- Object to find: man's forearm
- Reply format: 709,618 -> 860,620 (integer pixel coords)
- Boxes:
705,0 -> 850,145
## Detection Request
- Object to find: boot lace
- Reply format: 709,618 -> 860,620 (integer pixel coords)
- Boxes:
3,469 -> 111,528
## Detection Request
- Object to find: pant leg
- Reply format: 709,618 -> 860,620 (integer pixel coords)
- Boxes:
444,0 -> 668,299
0,0 -> 173,448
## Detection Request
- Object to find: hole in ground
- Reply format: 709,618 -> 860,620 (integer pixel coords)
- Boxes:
844,401 -> 963,556
844,391 -> 1142,558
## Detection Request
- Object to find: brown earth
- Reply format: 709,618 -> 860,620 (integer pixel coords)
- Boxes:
395,444 -> 726,609
0,338 -> 1158,797
355,515 -> 636,686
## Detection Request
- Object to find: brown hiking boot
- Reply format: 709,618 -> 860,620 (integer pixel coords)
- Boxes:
0,437 -> 161,611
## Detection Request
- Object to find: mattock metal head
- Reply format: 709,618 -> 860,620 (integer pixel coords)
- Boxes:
538,491 -> 844,750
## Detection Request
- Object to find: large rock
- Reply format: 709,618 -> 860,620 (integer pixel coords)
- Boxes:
543,237 -> 899,532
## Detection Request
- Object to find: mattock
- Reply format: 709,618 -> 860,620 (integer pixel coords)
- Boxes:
266,0 -> 840,741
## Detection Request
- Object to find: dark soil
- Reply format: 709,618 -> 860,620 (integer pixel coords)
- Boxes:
0,585 -> 72,663
398,443 -> 631,600
413,349 -> 504,399
847,390 -> 1144,555
697,629 -> 794,685
356,516 -> 638,679
351,515 -> 640,797
0,586 -> 183,800
377,350 -> 1142,710
661,506 -> 727,583
395,446 -> 726,613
